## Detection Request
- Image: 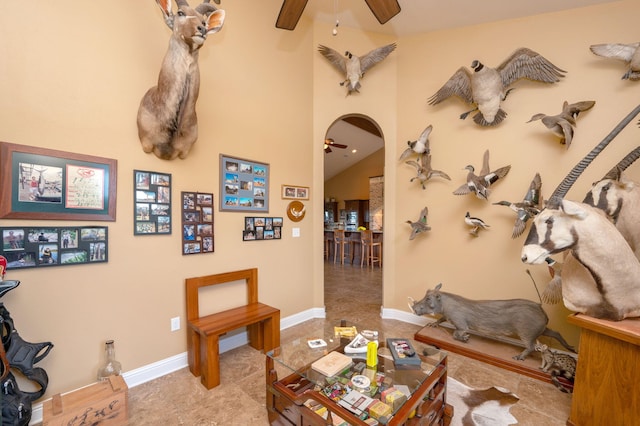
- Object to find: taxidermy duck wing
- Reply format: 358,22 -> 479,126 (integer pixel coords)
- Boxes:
497,47 -> 566,87
424,153 -> 451,181
590,42 -> 640,80
359,43 -> 397,74
428,67 -> 474,106
523,173 -> 542,209
562,100 -> 596,123
318,45 -> 347,74
399,124 -> 432,161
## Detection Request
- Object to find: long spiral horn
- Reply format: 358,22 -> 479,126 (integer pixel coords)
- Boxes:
546,104 -> 640,208
602,146 -> 640,180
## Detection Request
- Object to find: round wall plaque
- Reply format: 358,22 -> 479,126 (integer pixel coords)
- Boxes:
287,200 -> 306,222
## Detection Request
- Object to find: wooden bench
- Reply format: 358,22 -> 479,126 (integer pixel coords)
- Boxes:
186,268 -> 280,389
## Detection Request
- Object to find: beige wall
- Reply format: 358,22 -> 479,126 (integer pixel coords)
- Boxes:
1,0 -> 639,402
324,148 -> 385,212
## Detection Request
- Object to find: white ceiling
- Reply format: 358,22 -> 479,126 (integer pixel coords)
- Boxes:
318,0 -> 617,180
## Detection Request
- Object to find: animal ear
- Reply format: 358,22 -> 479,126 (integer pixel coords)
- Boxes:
435,283 -> 442,291
560,200 -> 589,220
205,9 -> 225,34
156,0 -> 175,29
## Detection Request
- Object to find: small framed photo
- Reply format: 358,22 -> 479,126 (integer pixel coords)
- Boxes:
181,191 -> 214,255
134,170 -> 172,235
281,185 -> 309,200
243,217 -> 282,241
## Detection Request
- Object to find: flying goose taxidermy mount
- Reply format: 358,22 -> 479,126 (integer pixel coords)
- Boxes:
318,43 -> 397,95
590,42 -> 640,80
276,0 -> 400,31
428,47 -> 566,126
453,149 -> 511,200
527,101 -> 595,149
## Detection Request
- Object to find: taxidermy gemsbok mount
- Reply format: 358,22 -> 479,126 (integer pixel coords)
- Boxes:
137,0 -> 225,160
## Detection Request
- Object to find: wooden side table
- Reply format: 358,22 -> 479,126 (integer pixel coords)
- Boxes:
566,313 -> 640,425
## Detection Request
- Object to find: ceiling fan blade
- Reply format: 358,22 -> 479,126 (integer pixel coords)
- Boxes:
276,0 -> 309,30
364,0 -> 401,24
325,146 -> 332,153
332,143 -> 348,149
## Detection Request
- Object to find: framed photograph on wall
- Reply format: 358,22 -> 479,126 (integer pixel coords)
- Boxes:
181,191 -> 214,254
134,170 -> 172,235
0,142 -> 117,221
0,226 -> 108,270
281,185 -> 310,200
220,154 -> 269,212
243,216 -> 282,241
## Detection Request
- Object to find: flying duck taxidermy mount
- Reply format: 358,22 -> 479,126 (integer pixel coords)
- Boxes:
428,47 -> 566,127
527,100 -> 595,149
276,0 -> 400,31
318,43 -> 397,95
453,149 -> 511,200
590,42 -> 640,81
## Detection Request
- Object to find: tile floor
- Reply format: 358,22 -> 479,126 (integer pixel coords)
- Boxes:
122,261 -> 572,425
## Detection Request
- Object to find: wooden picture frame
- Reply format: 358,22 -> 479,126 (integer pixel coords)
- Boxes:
181,191 -> 214,254
243,216 -> 282,241
134,170 -> 172,235
0,142 -> 117,221
220,154 -> 269,212
0,226 -> 108,270
281,185 -> 309,200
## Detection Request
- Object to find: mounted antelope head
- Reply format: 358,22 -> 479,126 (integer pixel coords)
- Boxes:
137,0 -> 225,160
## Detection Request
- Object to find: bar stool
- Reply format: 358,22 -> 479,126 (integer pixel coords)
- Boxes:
360,230 -> 382,268
324,231 -> 334,260
333,230 -> 351,264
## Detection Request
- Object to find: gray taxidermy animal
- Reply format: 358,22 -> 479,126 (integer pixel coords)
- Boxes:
428,47 -> 566,126
137,0 -> 225,160
590,42 -> 640,80
318,43 -> 397,95
399,125 -> 432,161
409,283 -> 576,360
465,212 -> 489,237
493,173 -> 543,239
453,149 -> 511,200
527,101 -> 595,148
406,207 -> 431,240
406,153 -> 451,190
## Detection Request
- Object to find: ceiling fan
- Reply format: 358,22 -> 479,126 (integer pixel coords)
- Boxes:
276,0 -> 401,31
324,138 -> 348,153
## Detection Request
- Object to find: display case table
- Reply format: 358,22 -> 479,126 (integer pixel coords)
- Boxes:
265,323 -> 452,425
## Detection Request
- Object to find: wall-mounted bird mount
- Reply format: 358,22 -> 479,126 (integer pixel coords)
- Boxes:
527,101 -> 595,149
318,43 -> 397,95
428,47 -> 566,126
453,149 -> 510,200
406,153 -> 451,190
590,42 -> 640,81
137,0 -> 225,160
493,173 -> 543,239
399,125 -> 432,161
406,207 -> 430,240
465,212 -> 489,237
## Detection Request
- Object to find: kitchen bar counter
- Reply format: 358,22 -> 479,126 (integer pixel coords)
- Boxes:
323,230 -> 382,264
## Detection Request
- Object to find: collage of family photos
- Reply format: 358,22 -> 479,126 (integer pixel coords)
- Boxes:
220,155 -> 269,212
181,192 -> 214,255
243,217 -> 283,241
0,226 -> 108,270
134,170 -> 172,235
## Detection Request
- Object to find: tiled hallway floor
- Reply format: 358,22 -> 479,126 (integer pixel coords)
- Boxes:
124,261 -> 572,425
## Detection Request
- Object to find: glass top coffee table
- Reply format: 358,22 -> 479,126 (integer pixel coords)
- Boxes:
265,321 -> 451,425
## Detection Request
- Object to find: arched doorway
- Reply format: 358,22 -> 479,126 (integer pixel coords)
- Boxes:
323,114 -> 384,318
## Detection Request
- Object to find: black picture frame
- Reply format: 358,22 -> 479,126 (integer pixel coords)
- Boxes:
181,191 -> 214,255
134,170 -> 172,235
220,154 -> 269,212
243,217 -> 282,241
0,142 -> 117,221
0,226 -> 108,270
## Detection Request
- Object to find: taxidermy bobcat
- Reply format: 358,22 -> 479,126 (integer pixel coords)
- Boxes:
535,341 -> 577,393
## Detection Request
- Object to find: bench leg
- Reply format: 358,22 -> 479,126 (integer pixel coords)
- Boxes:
187,327 -> 201,377
263,312 -> 280,352
200,334 -> 220,390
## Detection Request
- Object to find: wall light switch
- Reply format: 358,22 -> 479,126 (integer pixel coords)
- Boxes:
292,228 -> 300,237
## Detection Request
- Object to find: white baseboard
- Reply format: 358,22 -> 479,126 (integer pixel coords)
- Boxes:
30,306 -> 423,425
